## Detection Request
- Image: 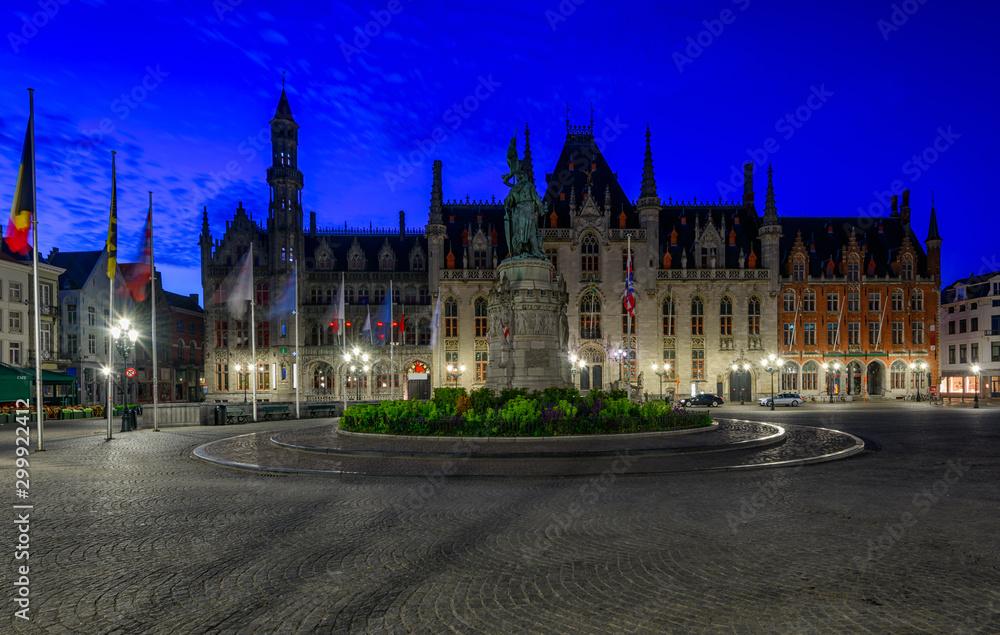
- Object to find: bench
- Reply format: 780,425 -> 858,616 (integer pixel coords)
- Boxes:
306,403 -> 336,418
261,405 -> 291,421
226,407 -> 249,425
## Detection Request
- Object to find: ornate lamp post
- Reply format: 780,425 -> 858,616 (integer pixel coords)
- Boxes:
651,362 -> 671,401
972,364 -> 981,409
821,361 -> 841,403
910,361 -> 927,402
233,364 -> 248,402
730,362 -> 751,405
761,353 -> 784,411
343,347 -> 371,402
446,363 -> 466,386
110,318 -> 139,432
611,349 -> 626,383
568,354 -> 587,390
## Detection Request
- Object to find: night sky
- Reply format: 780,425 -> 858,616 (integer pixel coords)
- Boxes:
1,0 -> 997,302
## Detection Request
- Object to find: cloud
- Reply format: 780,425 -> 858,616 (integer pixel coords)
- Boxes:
259,29 -> 288,45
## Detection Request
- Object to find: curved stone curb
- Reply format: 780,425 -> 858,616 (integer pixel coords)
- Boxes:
269,420 -> 783,460
334,419 -> 719,442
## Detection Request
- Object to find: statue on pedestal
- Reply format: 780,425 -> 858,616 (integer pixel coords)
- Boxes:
502,133 -> 546,260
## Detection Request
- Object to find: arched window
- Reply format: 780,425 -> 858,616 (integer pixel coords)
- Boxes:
349,253 -> 364,271
357,286 -> 369,305
317,253 -> 331,271
890,360 -> 907,389
373,287 -> 386,305
411,253 -> 425,272
891,289 -> 904,312
190,342 -> 198,364
781,361 -> 799,391
313,365 -> 333,392
419,286 -> 430,304
662,296 -> 675,336
748,297 -> 761,335
474,298 -> 488,337
417,319 -> 430,346
345,286 -> 354,304
310,325 -> 319,346
444,298 -> 458,338
912,290 -> 924,311
580,291 -> 601,339
176,339 -> 185,363
581,233 -> 599,273
802,361 -> 819,390
691,297 -> 704,335
782,290 -> 796,312
803,291 -> 816,312
720,297 -> 733,335
405,318 -> 416,345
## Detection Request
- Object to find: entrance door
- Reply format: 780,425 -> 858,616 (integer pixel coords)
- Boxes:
592,365 -> 603,391
867,362 -> 883,396
580,367 -> 591,391
729,371 -> 752,402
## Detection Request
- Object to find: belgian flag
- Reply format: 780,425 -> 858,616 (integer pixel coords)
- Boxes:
5,108 -> 34,256
106,151 -> 117,279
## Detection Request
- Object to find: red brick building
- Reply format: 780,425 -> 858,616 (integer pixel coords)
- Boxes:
776,191 -> 941,400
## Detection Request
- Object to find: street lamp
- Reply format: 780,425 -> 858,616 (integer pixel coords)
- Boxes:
446,363 -> 466,385
611,349 -> 626,383
910,361 -> 927,402
568,354 -> 587,389
761,353 -> 784,411
730,362 -> 751,405
110,318 -> 139,432
233,364 -> 248,402
821,361 -> 841,404
651,362 -> 671,401
972,364 -> 981,409
343,348 -> 370,402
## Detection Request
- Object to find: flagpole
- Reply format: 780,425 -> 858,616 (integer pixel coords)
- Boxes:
26,89 -> 44,451
250,243 -> 257,423
390,279 -> 394,400
293,263 -> 300,420
149,192 -> 159,431
626,234 -> 632,395
106,150 -> 116,441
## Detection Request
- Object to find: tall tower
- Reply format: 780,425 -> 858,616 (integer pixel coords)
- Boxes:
925,192 -> 942,277
267,85 -> 303,272
198,206 -> 212,296
759,164 -> 782,293
637,125 -> 660,293
427,160 -> 446,295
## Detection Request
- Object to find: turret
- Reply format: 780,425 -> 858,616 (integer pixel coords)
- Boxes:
426,160 -> 446,294
759,164 -> 782,292
199,206 -> 212,299
925,192 -> 942,276
637,125 -> 660,291
266,84 -> 304,273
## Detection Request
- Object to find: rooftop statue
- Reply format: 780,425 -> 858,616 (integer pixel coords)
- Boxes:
501,133 -> 546,260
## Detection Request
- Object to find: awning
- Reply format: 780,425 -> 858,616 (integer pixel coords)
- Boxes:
0,362 -> 75,402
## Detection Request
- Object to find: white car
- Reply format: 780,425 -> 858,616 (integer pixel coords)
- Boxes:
759,392 -> 803,407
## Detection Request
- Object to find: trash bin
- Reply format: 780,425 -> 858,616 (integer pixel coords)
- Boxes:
214,404 -> 227,426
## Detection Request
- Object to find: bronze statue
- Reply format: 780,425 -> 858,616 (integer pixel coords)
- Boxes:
502,133 -> 546,260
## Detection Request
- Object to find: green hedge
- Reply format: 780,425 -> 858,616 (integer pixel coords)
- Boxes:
340,387 -> 710,437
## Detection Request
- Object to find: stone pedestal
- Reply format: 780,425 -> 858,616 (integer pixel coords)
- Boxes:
485,258 -> 571,392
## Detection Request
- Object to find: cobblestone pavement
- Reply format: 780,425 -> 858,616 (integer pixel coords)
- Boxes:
2,406 -> 999,633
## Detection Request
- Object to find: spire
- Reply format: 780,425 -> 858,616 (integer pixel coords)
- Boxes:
638,124 -> 659,207
522,123 -> 534,184
273,87 -> 294,122
926,191 -> 941,242
201,206 -> 209,235
430,160 -> 443,224
566,102 -> 570,135
763,163 -> 778,225
743,162 -> 755,213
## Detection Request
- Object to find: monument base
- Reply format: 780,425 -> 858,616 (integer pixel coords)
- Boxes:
485,258 -> 571,392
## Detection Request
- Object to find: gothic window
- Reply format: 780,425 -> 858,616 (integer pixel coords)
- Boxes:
890,360 -> 907,389
345,286 -> 355,304
380,253 -> 394,272
690,296 -> 704,335
444,298 -> 458,338
621,301 -> 635,334
782,291 -> 795,312
748,297 -> 761,336
580,291 -> 601,339
373,287 -> 386,305
912,291 -> 924,311
357,287 -> 369,305
546,249 -> 558,270
411,253 -> 425,272
317,253 -> 331,271
255,282 -> 269,306
474,298 -> 488,337
350,252 -> 364,271
847,258 -> 860,281
781,362 -> 799,391
404,287 -> 416,305
213,283 -> 226,305
720,297 -> 733,335
419,286 -> 430,305
581,233 -> 599,274
901,259 -> 913,281
802,361 -> 819,391
662,296 -> 676,336
793,260 -> 806,282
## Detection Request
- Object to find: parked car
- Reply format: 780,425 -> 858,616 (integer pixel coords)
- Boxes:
678,393 -> 724,408
759,392 -> 803,407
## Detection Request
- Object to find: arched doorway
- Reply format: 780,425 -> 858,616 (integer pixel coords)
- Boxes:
312,363 -> 334,395
579,348 -> 605,391
405,360 -> 430,400
847,361 -> 863,395
867,361 -> 884,396
729,369 -> 753,403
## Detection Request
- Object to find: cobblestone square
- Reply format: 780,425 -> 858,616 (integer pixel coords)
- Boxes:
3,404 -> 998,633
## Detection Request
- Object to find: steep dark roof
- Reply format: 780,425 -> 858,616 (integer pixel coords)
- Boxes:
941,271 -> 999,303
777,217 -> 928,278
440,201 -> 506,262
304,230 -> 430,274
49,250 -> 102,290
165,291 -> 203,313
659,204 -> 761,268
272,89 -> 294,122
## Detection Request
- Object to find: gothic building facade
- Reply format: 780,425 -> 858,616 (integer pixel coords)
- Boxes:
202,90 -> 939,404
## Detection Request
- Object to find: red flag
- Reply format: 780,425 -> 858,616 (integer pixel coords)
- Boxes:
6,111 -> 34,255
503,324 -> 510,343
398,313 -> 405,335
128,205 -> 153,301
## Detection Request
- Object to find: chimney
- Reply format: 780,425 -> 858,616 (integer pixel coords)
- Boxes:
309,211 -> 316,236
399,210 -> 405,238
890,195 -> 899,217
743,162 -> 754,211
900,189 -> 911,225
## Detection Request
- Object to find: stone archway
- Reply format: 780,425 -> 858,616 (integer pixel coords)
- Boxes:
729,369 -> 753,403
579,348 -> 605,391
867,361 -> 884,396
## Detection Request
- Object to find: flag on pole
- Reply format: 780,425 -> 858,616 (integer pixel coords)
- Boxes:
270,266 -> 296,320
503,323 -> 510,343
376,296 -> 392,345
5,111 -> 34,255
227,251 -> 252,316
398,313 -> 405,336
127,201 -> 153,301
106,152 -> 118,279
429,292 -> 442,349
623,247 -> 635,318
331,274 -> 345,335
361,307 -> 372,344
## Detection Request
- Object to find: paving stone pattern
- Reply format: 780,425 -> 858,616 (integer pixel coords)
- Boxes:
2,406 -> 999,633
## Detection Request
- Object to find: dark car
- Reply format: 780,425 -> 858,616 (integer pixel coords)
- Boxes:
678,393 -> 724,408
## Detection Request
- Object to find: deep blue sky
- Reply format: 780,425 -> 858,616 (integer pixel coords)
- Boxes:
2,0 -> 997,302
